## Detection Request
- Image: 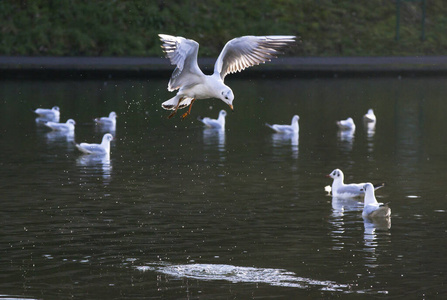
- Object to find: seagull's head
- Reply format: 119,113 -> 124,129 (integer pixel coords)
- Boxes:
361,183 -> 377,205
220,88 -> 234,111
103,133 -> 114,143
326,168 -> 343,180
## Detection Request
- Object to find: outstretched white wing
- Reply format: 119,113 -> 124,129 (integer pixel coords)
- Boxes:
159,34 -> 204,92
214,35 -> 296,80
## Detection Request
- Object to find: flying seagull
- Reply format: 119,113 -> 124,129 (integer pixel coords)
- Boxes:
159,34 -> 296,119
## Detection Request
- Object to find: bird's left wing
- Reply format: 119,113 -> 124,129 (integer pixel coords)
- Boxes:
159,34 -> 203,91
214,35 -> 296,80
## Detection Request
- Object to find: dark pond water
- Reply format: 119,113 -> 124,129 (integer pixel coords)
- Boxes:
1,76 -> 447,299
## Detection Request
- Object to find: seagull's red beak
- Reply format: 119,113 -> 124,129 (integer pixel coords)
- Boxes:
228,104 -> 234,111
325,174 -> 331,178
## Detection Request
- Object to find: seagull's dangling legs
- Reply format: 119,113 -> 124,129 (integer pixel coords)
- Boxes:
181,98 -> 196,120
167,98 -> 183,119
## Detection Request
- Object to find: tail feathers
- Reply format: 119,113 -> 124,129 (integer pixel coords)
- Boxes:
265,123 -> 274,130
373,183 -> 385,190
76,144 -> 92,154
162,96 -> 194,111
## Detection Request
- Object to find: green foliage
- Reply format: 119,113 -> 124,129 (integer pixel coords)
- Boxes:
0,0 -> 445,57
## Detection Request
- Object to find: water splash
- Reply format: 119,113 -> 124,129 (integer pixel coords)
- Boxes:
136,262 -> 350,291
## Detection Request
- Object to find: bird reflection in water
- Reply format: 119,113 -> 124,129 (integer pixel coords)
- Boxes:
337,128 -> 355,152
202,128 -> 226,161
329,197 -> 363,251
45,130 -> 75,144
363,216 -> 391,267
271,132 -> 299,159
94,122 -> 116,135
76,154 -> 112,185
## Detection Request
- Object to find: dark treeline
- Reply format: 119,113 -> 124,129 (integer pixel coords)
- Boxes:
1,0 -> 446,57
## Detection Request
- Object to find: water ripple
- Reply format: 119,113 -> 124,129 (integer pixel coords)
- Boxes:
136,263 -> 350,291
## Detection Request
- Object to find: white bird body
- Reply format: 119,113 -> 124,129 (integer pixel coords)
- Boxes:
44,119 -> 75,132
337,117 -> 356,130
34,106 -> 60,121
159,34 -> 296,118
362,183 -> 391,218
76,133 -> 113,155
198,110 -> 227,129
95,111 -> 117,126
266,115 -> 299,133
363,109 -> 376,122
327,169 -> 384,198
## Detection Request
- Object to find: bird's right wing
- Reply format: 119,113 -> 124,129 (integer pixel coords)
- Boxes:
159,34 -> 204,91
214,35 -> 296,80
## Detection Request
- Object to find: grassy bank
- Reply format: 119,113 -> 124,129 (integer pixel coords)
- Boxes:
1,0 -> 446,57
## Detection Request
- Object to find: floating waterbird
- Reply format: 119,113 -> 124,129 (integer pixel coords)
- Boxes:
326,169 -> 384,198
44,119 -> 76,132
94,111 -> 117,126
266,115 -> 299,133
363,109 -> 376,123
361,183 -> 391,218
33,106 -> 60,121
336,117 -> 356,131
76,133 -> 113,155
197,110 -> 227,129
159,34 -> 296,119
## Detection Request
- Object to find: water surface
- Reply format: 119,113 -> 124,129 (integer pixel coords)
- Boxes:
1,77 -> 447,299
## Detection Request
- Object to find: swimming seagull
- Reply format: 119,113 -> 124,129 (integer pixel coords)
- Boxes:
197,110 -> 227,129
94,111 -> 117,126
336,117 -> 356,130
159,34 -> 296,119
361,183 -> 391,218
33,106 -> 60,121
363,109 -> 376,123
44,119 -> 76,132
76,133 -> 114,155
266,115 -> 299,133
326,169 -> 384,198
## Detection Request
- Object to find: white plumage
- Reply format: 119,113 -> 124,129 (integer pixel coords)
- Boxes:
44,119 -> 75,132
197,110 -> 227,129
266,115 -> 299,133
76,133 -> 114,155
159,34 -> 296,118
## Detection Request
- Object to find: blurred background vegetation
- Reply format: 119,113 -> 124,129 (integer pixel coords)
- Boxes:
0,0 -> 446,57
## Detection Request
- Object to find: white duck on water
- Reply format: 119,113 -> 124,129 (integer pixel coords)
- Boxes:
34,106 -> 60,118
336,117 -> 356,131
197,110 -> 227,130
94,111 -> 117,127
76,133 -> 114,155
363,109 -> 376,123
361,183 -> 391,218
266,115 -> 299,134
44,119 -> 76,132
326,169 -> 384,198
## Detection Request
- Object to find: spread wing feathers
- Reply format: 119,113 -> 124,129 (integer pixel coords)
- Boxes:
159,34 -> 203,92
214,35 -> 296,80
